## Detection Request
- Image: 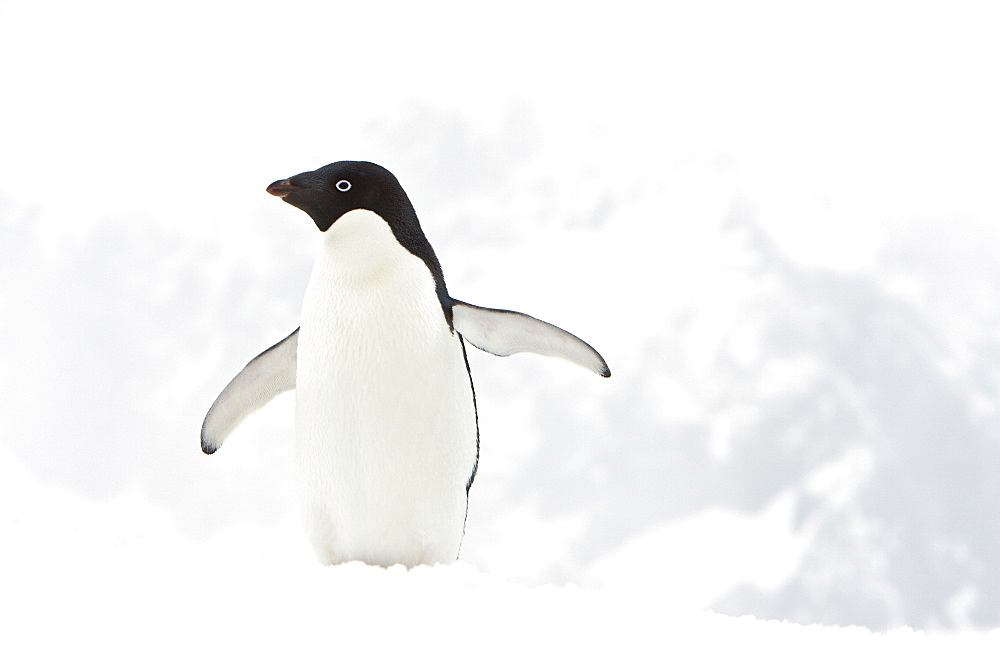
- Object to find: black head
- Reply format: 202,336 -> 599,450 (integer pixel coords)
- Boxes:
267,160 -> 453,325
266,160 -> 413,233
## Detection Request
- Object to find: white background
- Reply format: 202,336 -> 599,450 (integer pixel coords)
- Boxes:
2,0 -> 999,661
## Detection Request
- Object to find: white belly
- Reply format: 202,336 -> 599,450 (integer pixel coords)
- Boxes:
295,209 -> 478,567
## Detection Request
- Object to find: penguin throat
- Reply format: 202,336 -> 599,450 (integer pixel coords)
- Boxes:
324,209 -> 453,329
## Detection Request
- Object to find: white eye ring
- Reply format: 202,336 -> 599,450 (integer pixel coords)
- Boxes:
335,180 -> 351,192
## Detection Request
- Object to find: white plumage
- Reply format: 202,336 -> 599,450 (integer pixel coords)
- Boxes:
201,160 -> 608,569
295,209 -> 477,566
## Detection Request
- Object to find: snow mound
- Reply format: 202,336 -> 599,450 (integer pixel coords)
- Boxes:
1,456 -> 996,667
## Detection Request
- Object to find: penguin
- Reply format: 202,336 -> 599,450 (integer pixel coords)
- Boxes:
201,161 -> 609,568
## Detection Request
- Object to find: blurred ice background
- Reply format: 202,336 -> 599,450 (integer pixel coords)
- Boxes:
2,0 -> 999,637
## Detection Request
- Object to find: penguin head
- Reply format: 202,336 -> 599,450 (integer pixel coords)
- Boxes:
266,161 -> 413,232
268,160 -> 452,320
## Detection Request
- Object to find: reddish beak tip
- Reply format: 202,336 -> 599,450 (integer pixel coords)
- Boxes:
266,179 -> 301,197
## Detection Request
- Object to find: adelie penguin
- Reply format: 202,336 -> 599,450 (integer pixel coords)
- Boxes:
201,161 -> 609,568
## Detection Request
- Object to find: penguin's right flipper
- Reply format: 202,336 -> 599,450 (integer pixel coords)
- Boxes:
201,328 -> 299,454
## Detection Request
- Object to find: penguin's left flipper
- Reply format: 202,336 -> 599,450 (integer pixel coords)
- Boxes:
201,328 -> 299,454
451,300 -> 610,378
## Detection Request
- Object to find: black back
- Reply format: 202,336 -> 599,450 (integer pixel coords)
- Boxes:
270,161 -> 452,327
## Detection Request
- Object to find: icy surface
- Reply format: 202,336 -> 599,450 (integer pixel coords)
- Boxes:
1,453 -> 997,666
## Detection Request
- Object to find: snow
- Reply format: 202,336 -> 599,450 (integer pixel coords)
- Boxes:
2,0 -> 1000,661
2,452 -> 996,666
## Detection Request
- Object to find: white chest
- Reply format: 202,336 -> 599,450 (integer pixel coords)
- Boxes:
294,209 -> 478,566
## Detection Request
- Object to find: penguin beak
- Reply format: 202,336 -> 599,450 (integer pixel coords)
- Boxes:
266,179 -> 303,198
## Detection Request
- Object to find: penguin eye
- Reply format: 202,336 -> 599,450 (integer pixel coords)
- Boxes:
335,180 -> 351,192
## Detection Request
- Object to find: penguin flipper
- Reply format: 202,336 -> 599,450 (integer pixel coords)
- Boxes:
201,328 -> 299,454
451,300 -> 610,378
